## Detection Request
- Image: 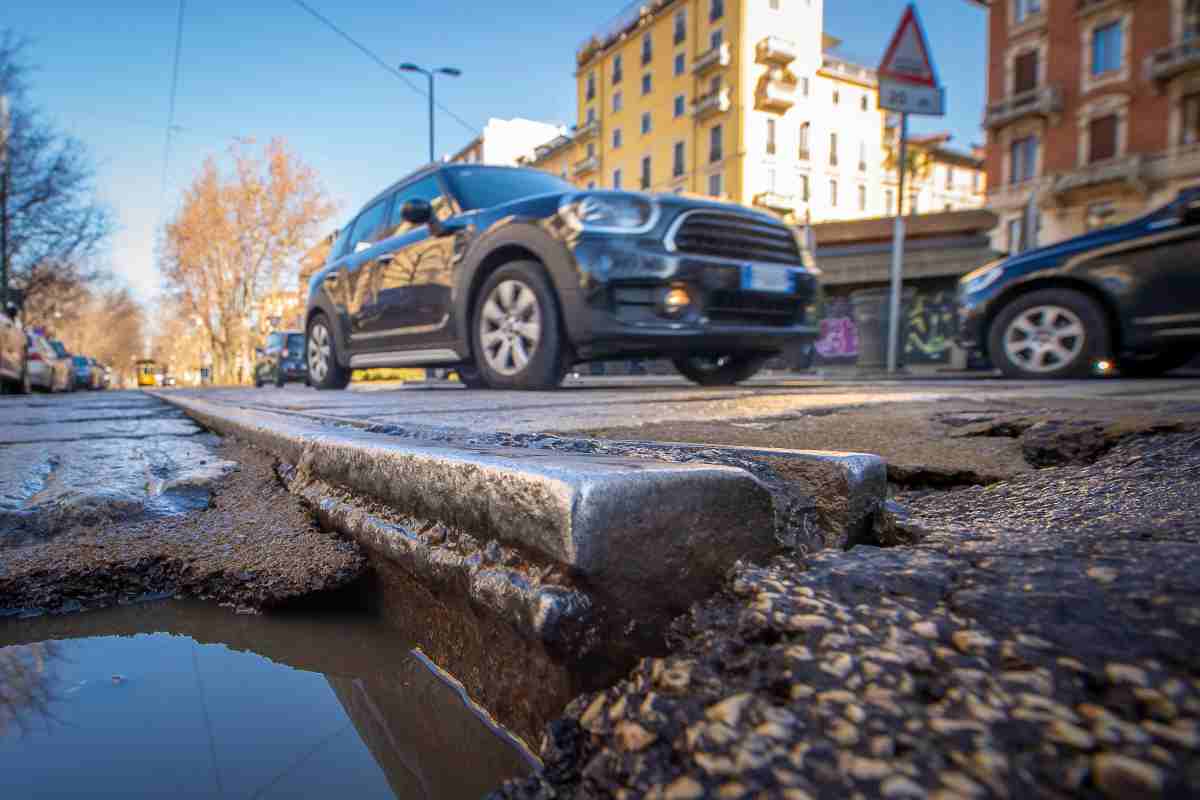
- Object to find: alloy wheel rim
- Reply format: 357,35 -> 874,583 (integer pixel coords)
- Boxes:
480,280 -> 541,377
308,324 -> 331,383
1003,305 -> 1086,374
689,355 -> 733,372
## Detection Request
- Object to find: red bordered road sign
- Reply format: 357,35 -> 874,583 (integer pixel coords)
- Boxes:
878,4 -> 939,88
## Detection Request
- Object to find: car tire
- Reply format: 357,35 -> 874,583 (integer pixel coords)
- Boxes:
20,366 -> 32,395
274,372 -> 285,388
672,353 -> 771,386
471,261 -> 567,391
1117,348 -> 1196,378
307,314 -> 351,391
987,289 -> 1109,379
453,363 -> 490,389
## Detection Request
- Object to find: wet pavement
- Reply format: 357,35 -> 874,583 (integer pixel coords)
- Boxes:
161,373 -> 1200,434
0,599 -> 534,799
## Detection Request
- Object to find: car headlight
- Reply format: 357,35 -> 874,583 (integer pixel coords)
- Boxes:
960,263 -> 1004,294
559,192 -> 660,234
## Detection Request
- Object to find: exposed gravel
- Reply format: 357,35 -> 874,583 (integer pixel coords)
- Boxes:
492,432 -> 1200,799
0,440 -> 365,615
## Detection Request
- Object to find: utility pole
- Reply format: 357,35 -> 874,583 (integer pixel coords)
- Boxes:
886,113 -> 908,374
1,94 -> 10,309
398,63 -> 462,163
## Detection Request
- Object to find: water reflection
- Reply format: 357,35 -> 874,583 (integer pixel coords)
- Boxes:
0,600 -> 535,799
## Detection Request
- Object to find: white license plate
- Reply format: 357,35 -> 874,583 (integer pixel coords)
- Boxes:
741,264 -> 795,294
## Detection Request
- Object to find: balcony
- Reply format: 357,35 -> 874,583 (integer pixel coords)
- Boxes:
693,42 -> 731,75
756,36 -> 797,67
819,54 -> 877,88
574,119 -> 601,142
1146,40 -> 1200,85
753,191 -> 797,213
755,75 -> 797,112
983,85 -> 1063,130
1075,0 -> 1126,17
692,88 -> 731,120
1050,155 -> 1145,201
534,135 -> 573,161
573,155 -> 599,178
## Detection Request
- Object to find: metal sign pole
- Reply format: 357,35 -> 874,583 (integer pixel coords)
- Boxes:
886,112 -> 908,374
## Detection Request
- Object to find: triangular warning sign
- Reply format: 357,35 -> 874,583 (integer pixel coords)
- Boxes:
878,5 -> 938,87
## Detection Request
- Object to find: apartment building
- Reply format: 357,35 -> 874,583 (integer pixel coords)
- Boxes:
522,0 -> 984,224
448,117 -> 568,166
976,0 -> 1200,252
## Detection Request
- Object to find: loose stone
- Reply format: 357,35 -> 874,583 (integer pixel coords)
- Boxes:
663,776 -> 705,800
1091,753 -> 1165,798
615,721 -> 656,752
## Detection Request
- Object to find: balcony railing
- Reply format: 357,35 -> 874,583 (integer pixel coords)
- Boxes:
1146,39 -> 1200,84
692,87 -> 731,119
574,119 -> 601,141
755,76 -> 797,112
534,135 -> 573,161
983,85 -> 1063,130
1051,154 -> 1144,198
573,155 -> 599,177
1076,0 -> 1126,16
756,36 -> 797,66
753,191 -> 797,212
819,54 -> 877,87
693,42 -> 731,75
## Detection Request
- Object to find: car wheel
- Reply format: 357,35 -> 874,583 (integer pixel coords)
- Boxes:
672,353 -> 771,386
453,363 -> 490,389
307,315 -> 351,390
471,261 -> 567,390
275,372 -> 285,388
20,367 -> 32,395
1117,348 -> 1196,378
988,289 -> 1109,379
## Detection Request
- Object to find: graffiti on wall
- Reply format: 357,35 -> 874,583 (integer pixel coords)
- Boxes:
813,286 -> 959,365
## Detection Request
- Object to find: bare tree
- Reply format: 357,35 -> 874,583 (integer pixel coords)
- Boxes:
0,31 -> 112,306
160,139 -> 334,383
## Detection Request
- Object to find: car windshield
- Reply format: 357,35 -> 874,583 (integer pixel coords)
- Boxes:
50,340 -> 69,357
72,356 -> 89,366
441,166 -> 574,211
286,334 -> 305,350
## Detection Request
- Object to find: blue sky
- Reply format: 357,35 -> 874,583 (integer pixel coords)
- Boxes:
6,0 -> 986,301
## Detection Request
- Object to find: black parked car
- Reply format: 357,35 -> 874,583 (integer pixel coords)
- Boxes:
255,330 -> 308,387
304,164 -> 820,390
958,186 -> 1200,379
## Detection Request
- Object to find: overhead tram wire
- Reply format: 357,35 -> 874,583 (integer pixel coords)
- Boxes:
288,0 -> 480,140
160,0 -> 187,208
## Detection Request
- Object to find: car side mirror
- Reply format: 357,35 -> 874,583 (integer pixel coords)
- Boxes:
401,199 -> 433,225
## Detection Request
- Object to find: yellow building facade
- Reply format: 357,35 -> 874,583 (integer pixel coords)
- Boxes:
524,0 -> 985,224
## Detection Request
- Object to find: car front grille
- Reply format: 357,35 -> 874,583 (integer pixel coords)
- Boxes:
668,211 -> 801,265
705,289 -> 803,327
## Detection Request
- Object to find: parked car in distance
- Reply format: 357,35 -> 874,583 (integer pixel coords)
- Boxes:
70,355 -> 94,390
305,164 -> 820,390
101,365 -> 113,389
87,358 -> 105,390
958,186 -> 1200,379
0,302 -> 30,394
255,330 -> 308,387
25,332 -> 71,392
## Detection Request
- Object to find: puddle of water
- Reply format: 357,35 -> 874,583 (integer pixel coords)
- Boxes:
0,600 -> 535,799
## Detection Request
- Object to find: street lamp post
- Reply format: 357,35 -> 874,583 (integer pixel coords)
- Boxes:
398,63 -> 461,163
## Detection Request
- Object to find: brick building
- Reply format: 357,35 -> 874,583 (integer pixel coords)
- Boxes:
974,0 -> 1200,252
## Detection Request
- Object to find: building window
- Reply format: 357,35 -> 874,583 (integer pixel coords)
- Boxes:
674,11 -> 687,45
710,124 -> 723,162
709,172 -> 723,197
770,0 -> 781,9
885,189 -> 895,214
800,77 -> 810,97
1092,22 -> 1122,76
832,89 -> 840,105
587,181 -> 596,190
829,179 -> 838,207
1014,50 -> 1038,94
612,91 -> 622,113
586,107 -> 596,124
641,156 -> 652,189
587,141 -> 595,158
798,122 -> 810,160
857,185 -> 867,212
709,75 -> 722,95
642,34 -> 653,66
1010,135 -> 1038,184
946,166 -> 956,189
612,128 -> 622,149
858,140 -> 867,172
766,167 -> 777,192
710,29 -> 723,50
909,194 -> 919,214
673,141 -> 685,177
561,168 -> 567,179
613,54 -> 623,84
711,0 -> 724,23
675,53 -> 685,76
861,94 -> 870,111
829,132 -> 839,166
766,119 -> 777,155
674,94 -> 686,117
641,112 -> 652,134
1007,218 -> 1023,252
586,73 -> 596,102
1088,114 -> 1118,162
1013,0 -> 1041,24
613,168 -> 622,189
1183,92 -> 1200,146
1186,0 -> 1200,41
642,73 -> 652,95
